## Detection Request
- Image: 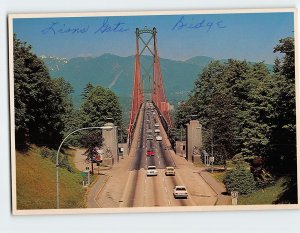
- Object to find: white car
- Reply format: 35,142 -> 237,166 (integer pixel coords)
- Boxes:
154,129 -> 160,133
173,185 -> 188,198
147,165 -> 158,176
154,123 -> 159,127
156,135 -> 162,141
165,166 -> 175,176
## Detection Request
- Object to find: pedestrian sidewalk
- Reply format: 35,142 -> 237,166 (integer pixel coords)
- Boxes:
86,174 -> 109,208
198,167 -> 231,205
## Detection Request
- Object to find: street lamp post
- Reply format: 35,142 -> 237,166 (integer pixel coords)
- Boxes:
197,125 -> 214,168
210,127 -> 214,173
56,126 -> 109,209
196,125 -> 204,164
180,126 -> 183,156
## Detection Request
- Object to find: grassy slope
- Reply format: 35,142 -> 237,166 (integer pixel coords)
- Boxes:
16,146 -> 85,209
238,177 -> 289,205
211,168 -> 291,205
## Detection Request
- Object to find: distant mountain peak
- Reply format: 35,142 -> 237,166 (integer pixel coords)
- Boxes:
185,56 -> 214,67
40,55 -> 68,72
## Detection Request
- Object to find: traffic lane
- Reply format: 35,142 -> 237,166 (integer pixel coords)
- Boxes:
131,106 -> 147,171
144,154 -> 170,207
143,165 -> 173,207
157,120 -> 217,205
154,139 -> 190,206
127,147 -> 146,206
153,145 -> 183,206
126,105 -> 147,207
144,139 -> 173,207
156,141 -> 175,167
129,106 -> 156,206
173,165 -> 218,206
146,155 -> 155,167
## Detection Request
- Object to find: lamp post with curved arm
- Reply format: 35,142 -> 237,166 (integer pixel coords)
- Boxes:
56,126 -> 112,209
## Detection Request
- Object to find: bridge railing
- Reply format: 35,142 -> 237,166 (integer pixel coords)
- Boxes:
127,103 -> 143,150
152,101 -> 170,137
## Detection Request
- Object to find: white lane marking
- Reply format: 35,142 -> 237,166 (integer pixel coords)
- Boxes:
162,172 -> 171,206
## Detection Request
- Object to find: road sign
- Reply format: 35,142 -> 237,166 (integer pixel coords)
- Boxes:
231,191 -> 239,205
231,191 -> 239,198
82,170 -> 90,187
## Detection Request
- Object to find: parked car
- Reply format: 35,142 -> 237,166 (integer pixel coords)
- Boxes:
147,165 -> 158,176
155,123 -> 159,127
165,166 -> 175,176
173,185 -> 188,198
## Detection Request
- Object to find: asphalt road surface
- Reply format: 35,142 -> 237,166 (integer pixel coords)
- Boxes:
90,102 -> 224,208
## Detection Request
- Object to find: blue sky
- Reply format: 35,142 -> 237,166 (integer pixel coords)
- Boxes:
13,12 -> 294,64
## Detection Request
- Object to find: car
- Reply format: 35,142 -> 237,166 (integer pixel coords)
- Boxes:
154,123 -> 159,127
165,166 -> 175,176
156,135 -> 162,141
154,129 -> 160,133
146,150 -> 155,156
147,165 -> 158,176
147,135 -> 153,140
146,129 -> 152,134
173,185 -> 188,199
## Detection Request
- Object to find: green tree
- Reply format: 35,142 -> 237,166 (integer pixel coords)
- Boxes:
81,131 -> 103,174
268,36 -> 296,173
81,82 -> 94,100
80,86 -> 123,128
190,61 -> 239,163
236,62 -> 278,158
52,77 -> 74,132
175,59 -> 279,164
79,86 -> 122,172
224,155 -> 256,195
14,35 -> 71,148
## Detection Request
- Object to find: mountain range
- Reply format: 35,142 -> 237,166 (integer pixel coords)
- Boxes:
41,54 -> 273,118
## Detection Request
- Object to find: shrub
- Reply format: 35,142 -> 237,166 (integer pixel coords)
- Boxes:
39,147 -> 73,172
40,147 -> 51,159
250,156 -> 274,188
224,156 -> 256,195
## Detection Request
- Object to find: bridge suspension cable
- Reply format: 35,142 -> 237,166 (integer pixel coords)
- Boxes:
128,27 -> 172,145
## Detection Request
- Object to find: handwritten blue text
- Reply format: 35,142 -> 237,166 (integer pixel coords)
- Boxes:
172,16 -> 226,32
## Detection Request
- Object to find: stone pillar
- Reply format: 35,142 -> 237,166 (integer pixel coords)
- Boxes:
186,120 -> 202,162
102,123 -> 118,164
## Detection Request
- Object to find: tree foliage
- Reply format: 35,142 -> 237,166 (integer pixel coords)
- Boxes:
224,156 -> 256,195
14,35 -> 72,148
268,36 -> 296,173
81,130 -> 103,173
80,86 -> 122,128
175,37 -> 296,176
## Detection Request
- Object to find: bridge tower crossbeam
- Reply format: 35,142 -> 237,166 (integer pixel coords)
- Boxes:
128,27 -> 172,144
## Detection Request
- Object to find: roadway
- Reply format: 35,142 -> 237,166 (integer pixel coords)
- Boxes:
121,102 -> 213,207
90,101 -> 224,208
